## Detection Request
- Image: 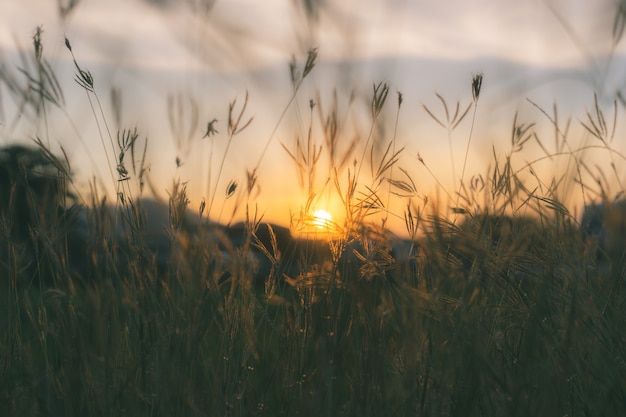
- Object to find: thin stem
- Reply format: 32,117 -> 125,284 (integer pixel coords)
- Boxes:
385,93 -> 403,220
254,88 -> 300,174
459,102 -> 478,198
207,133 -> 234,221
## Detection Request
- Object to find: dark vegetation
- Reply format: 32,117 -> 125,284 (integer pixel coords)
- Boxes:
0,144 -> 77,286
3,140 -> 624,417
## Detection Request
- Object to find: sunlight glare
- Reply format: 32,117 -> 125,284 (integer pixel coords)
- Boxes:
312,209 -> 332,229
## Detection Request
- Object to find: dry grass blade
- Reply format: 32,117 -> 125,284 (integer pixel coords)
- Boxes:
580,119 -> 605,142
373,141 -> 403,181
404,201 -> 422,238
315,89 -> 358,174
436,93 -> 449,123
532,195 -> 570,216
281,142 -> 303,170
416,153 -> 453,201
531,132 -> 552,158
388,178 -> 415,196
318,91 -> 339,150
525,98 -> 571,153
594,94 -> 606,135
610,99 -> 618,142
207,91 -> 254,220
13,33 -> 65,111
65,38 -> 94,93
388,167 -> 418,197
129,132 -> 149,194
334,167 -> 356,212
422,103 -> 444,128
32,136 -> 71,180
116,128 -> 139,184
451,102 -> 472,129
72,64 -> 94,93
32,44 -> 65,107
372,81 -> 389,119
355,81 -> 390,184
289,47 -> 317,89
228,90 -> 254,136
424,93 -> 471,130
280,105 -> 322,191
580,94 -> 610,143
42,60 -> 65,105
491,148 -> 512,201
451,99 -> 461,122
302,47 -> 318,79
509,113 -> 536,154
253,223 -> 279,261
357,186 -> 384,211
167,181 -> 190,234
246,168 -> 258,196
16,68 -> 54,106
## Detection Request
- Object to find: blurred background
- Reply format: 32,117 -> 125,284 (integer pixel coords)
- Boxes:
1,0 -> 626,234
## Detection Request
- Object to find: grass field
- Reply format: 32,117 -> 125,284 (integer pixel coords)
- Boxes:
1,26 -> 626,417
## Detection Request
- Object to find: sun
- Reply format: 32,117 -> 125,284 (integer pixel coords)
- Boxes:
312,209 -> 333,229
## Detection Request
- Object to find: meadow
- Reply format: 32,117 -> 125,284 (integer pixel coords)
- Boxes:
1,26 -> 626,417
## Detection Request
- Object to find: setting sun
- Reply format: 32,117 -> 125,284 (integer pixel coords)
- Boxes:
312,209 -> 333,229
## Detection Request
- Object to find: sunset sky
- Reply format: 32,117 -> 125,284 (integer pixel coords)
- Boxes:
1,0 -> 626,234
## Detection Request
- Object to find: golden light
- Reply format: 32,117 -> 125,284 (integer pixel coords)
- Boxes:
312,209 -> 333,229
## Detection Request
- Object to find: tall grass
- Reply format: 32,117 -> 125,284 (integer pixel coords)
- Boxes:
1,27 -> 626,417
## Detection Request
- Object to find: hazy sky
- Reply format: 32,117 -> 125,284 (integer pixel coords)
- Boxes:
1,1 -> 619,66
1,0 -> 626,233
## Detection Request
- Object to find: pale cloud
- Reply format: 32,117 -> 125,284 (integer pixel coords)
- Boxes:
2,0 -> 622,72
320,0 -> 622,66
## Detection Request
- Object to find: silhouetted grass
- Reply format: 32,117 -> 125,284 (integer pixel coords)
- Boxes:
1,28 -> 625,417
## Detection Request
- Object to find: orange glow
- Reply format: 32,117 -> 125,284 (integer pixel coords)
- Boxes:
312,209 -> 333,229
290,208 -> 342,240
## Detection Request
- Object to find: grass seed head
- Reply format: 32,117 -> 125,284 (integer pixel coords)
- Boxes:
472,72 -> 483,102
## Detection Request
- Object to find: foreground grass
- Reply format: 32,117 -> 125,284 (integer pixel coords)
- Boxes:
2,204 -> 626,416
